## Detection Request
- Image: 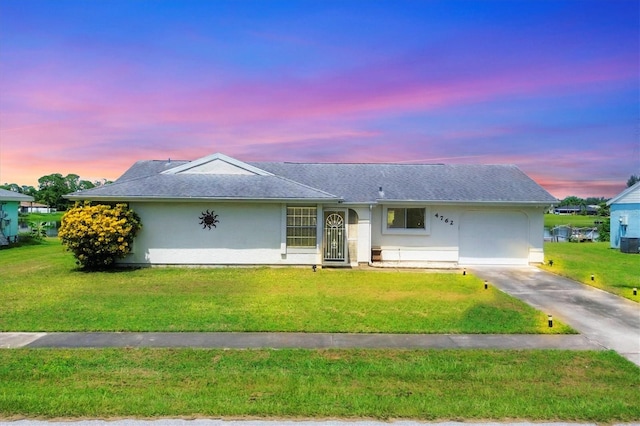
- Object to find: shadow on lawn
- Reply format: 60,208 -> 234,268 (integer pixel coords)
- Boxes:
70,265 -> 145,274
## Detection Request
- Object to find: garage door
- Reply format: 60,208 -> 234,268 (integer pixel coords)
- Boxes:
459,211 -> 529,265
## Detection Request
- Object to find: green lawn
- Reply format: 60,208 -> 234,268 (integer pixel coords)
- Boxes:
21,211 -> 64,223
544,213 -> 604,228
2,239 -> 638,422
0,239 -> 572,333
1,348 -> 638,421
540,242 -> 640,301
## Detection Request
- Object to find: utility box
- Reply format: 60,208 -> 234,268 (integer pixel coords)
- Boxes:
620,237 -> 639,254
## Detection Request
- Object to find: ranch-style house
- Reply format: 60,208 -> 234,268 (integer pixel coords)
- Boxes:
66,152 -> 557,267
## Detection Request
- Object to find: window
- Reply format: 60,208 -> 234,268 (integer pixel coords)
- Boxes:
387,207 -> 425,229
287,207 -> 317,247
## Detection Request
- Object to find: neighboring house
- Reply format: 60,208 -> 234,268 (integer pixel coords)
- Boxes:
20,201 -> 54,214
66,153 -> 557,267
607,182 -> 640,252
0,188 -> 34,245
553,205 -> 598,215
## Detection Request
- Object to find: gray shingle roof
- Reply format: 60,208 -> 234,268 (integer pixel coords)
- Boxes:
67,155 -> 557,204
252,162 -> 557,204
116,160 -> 190,182
0,188 -> 34,202
67,164 -> 339,201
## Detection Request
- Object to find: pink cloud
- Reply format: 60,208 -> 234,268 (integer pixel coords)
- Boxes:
1,36 -> 636,197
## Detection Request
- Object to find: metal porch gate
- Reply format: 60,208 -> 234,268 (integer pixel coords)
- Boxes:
323,212 -> 345,262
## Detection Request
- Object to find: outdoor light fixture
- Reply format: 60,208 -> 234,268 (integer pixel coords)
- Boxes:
312,265 -> 317,272
484,280 -> 488,290
634,288 -> 637,296
548,260 -> 553,267
591,274 -> 595,281
548,315 -> 553,328
463,268 -> 466,276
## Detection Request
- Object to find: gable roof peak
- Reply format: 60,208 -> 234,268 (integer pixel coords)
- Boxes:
607,181 -> 640,205
162,153 -> 273,176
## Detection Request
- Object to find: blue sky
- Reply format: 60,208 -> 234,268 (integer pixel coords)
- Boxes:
0,0 -> 638,198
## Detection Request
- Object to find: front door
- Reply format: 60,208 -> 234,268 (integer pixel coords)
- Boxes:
323,211 -> 346,262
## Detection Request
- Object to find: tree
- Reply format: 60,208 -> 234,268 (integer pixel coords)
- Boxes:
558,196 -> 585,207
37,173 -> 95,211
59,202 -> 141,270
597,218 -> 610,242
37,174 -> 67,210
64,173 -> 95,192
21,185 -> 37,197
627,174 -> 640,187
597,201 -> 610,217
0,183 -> 22,193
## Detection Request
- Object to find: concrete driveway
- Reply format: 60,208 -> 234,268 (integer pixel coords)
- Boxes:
470,266 -> 640,366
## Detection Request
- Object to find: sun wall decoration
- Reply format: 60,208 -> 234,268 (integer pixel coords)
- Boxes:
199,209 -> 219,230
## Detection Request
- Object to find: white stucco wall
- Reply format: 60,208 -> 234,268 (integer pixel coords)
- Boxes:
371,205 -> 460,266
122,201 -> 546,267
124,202 -> 321,266
347,206 -> 372,264
371,204 -> 546,266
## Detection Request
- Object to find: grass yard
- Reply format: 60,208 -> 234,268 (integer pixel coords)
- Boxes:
2,240 -> 638,423
0,348 -> 638,421
540,242 -> 640,301
20,211 -> 64,223
0,239 -> 572,333
544,213 -> 604,228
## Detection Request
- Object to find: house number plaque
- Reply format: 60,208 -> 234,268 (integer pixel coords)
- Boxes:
434,213 -> 454,226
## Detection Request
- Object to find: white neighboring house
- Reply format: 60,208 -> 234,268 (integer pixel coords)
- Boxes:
66,153 -> 557,267
607,182 -> 640,252
20,201 -> 54,214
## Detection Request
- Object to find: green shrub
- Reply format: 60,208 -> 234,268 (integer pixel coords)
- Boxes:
597,218 -> 610,242
28,221 -> 49,241
59,202 -> 141,269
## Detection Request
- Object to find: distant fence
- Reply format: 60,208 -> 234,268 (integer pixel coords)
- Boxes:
544,225 -> 599,242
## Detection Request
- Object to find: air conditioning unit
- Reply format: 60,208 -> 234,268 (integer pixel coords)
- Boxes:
620,237 -> 639,254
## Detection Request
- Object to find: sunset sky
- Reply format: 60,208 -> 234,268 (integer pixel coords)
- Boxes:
0,0 -> 638,199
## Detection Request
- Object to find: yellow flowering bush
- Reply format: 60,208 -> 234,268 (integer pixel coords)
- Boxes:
59,202 -> 141,269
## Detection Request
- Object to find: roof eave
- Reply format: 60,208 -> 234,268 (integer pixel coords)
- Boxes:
376,199 -> 556,206
64,195 -> 342,203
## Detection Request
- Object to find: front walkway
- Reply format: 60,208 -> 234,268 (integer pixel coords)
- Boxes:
0,331 -> 600,350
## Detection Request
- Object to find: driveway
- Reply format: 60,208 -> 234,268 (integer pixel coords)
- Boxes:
470,266 -> 640,366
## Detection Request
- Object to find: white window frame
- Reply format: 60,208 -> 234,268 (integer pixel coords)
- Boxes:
286,206 -> 318,248
382,206 -> 431,235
